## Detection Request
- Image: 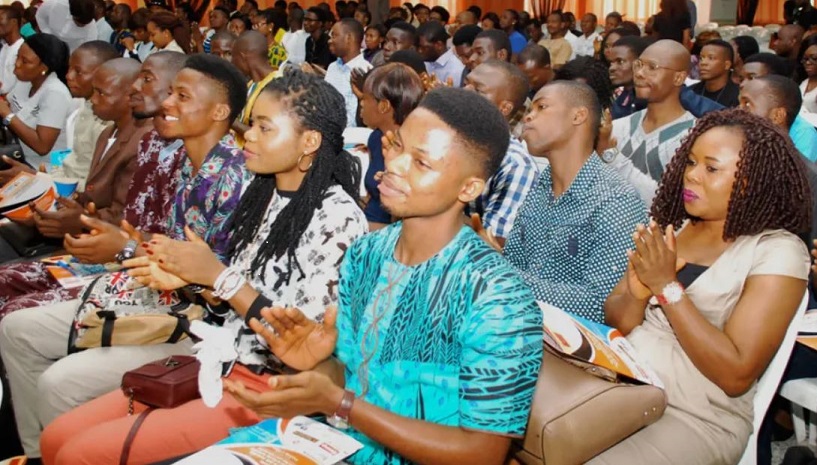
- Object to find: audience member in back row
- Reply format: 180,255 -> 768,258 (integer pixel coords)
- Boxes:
0,6 -> 24,98
463,60 -> 538,244
516,44 -> 552,100
596,109 -> 810,465
604,40 -> 696,207
0,34 -> 72,166
468,29 -> 511,72
738,52 -> 817,161
539,10 -> 572,69
800,34 -> 817,113
417,20 -> 464,87
499,80 -> 643,322
359,63 -> 424,230
0,54 -> 248,464
41,69 -> 371,465
325,18 -> 371,128
689,39 -> 740,108
382,21 -> 416,62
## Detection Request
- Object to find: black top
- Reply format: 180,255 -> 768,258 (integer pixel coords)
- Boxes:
653,11 -> 691,44
677,263 -> 709,289
690,79 -> 741,108
785,1 -> 817,29
306,31 -> 335,69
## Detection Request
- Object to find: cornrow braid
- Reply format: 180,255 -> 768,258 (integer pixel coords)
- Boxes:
228,68 -> 361,285
651,108 -> 812,241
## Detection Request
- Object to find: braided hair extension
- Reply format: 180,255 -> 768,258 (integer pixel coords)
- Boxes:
651,108 -> 811,241
228,68 -> 361,285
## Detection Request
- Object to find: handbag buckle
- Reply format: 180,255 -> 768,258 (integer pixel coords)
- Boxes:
163,357 -> 180,368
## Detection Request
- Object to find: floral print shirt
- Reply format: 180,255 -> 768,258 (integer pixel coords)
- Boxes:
167,136 -> 251,261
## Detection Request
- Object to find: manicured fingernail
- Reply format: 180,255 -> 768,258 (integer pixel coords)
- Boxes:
145,250 -> 153,255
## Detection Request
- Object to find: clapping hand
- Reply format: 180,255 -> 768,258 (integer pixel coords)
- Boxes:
224,369 -> 343,418
421,73 -> 453,93
63,215 -> 133,264
32,196 -> 86,238
248,306 -> 339,371
123,255 -> 190,290
596,108 -> 617,155
627,221 -> 683,296
137,226 -> 224,287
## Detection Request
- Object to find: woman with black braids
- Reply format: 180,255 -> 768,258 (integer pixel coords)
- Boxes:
591,109 -> 812,464
40,68 -> 368,464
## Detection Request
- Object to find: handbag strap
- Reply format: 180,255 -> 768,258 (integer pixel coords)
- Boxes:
120,408 -> 153,465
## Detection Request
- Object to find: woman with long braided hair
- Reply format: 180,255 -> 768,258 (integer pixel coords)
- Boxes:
40,68 -> 369,464
593,109 -> 811,464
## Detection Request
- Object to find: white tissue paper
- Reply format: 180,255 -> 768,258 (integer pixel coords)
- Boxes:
190,320 -> 238,408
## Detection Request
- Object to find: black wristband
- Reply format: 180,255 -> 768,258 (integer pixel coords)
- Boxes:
245,294 -> 273,326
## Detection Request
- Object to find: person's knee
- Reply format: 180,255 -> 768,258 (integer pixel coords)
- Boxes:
0,308 -> 33,351
49,428 -> 112,465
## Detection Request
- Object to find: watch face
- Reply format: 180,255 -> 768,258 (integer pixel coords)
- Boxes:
601,149 -> 617,163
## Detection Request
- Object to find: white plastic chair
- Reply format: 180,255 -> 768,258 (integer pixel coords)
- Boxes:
736,292 -> 809,465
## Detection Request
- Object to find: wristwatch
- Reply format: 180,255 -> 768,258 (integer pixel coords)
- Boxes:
115,239 -> 138,263
655,281 -> 685,306
600,147 -> 619,163
3,113 -> 15,127
327,389 -> 355,430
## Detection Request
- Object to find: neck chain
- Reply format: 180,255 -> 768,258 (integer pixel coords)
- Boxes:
698,80 -> 727,104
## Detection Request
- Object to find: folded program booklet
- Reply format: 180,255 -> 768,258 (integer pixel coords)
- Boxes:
175,416 -> 363,465
539,302 -> 664,388
0,172 -> 56,221
41,255 -> 121,289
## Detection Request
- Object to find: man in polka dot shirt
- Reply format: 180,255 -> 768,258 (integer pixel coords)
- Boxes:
501,80 -> 646,323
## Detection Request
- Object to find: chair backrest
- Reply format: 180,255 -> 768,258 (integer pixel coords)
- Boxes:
737,292 -> 809,465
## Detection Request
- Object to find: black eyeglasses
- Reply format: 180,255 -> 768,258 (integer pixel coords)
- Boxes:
802,55 -> 817,64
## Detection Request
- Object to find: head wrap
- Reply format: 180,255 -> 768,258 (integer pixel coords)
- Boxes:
23,33 -> 69,84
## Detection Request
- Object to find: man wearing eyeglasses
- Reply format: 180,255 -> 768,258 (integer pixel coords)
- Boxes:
598,39 -> 696,207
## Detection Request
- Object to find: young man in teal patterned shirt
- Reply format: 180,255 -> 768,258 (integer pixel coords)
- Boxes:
229,87 -> 544,465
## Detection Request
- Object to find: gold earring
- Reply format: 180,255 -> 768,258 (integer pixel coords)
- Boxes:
297,152 -> 314,172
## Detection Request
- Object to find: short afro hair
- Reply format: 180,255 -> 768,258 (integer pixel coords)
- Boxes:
452,24 -> 481,47
418,87 -> 510,179
731,35 -> 760,62
701,39 -> 735,63
612,36 -> 650,57
388,49 -> 426,76
417,19 -> 448,43
518,44 -> 550,67
75,40 -> 120,62
757,75 -> 803,128
546,80 -> 602,143
182,53 -> 248,122
478,59 -> 530,114
555,56 -> 612,112
744,52 -> 789,77
430,5 -> 449,24
475,29 -> 512,61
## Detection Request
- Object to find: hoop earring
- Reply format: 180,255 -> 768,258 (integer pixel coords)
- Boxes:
297,152 -> 314,172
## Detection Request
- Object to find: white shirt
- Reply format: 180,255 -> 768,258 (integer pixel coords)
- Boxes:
96,18 -> 114,43
563,31 -> 580,59
282,29 -> 308,66
325,53 -> 372,128
424,47 -> 466,87
801,80 -> 817,114
36,0 -> 97,52
7,73 -> 73,162
573,31 -> 599,58
149,39 -> 185,55
0,37 -> 23,96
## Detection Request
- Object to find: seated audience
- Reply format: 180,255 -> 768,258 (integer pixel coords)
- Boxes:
359,63 -> 424,230
468,29 -> 511,70
209,30 -> 235,62
730,35 -> 759,85
606,40 -> 697,207
0,54 -> 249,464
35,0 -> 96,52
304,7 -> 334,69
232,31 -> 277,144
324,18 -> 371,128
429,5 -> 449,24
801,35 -> 817,113
463,60 -> 538,244
0,6 -> 24,97
382,21 -> 416,62
539,10 -> 572,68
147,11 -> 190,54
363,24 -> 385,65
40,68 -> 371,465
254,8 -> 289,69
450,25 -> 480,81
108,3 -> 132,55
596,109 -> 811,465
281,9 -> 307,65
689,39 -> 740,108
600,26 -> 639,65
605,11 -> 623,32
740,52 -> 789,82
501,80 -> 644,322
775,24 -> 804,80
500,9 -> 526,55
198,5 -> 230,53
48,85 -> 542,465
481,11 -> 499,30
417,20 -> 464,87
516,44 -> 552,100
121,8 -> 154,61
229,13 -> 251,36
574,13 -> 600,58
0,34 -> 72,167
